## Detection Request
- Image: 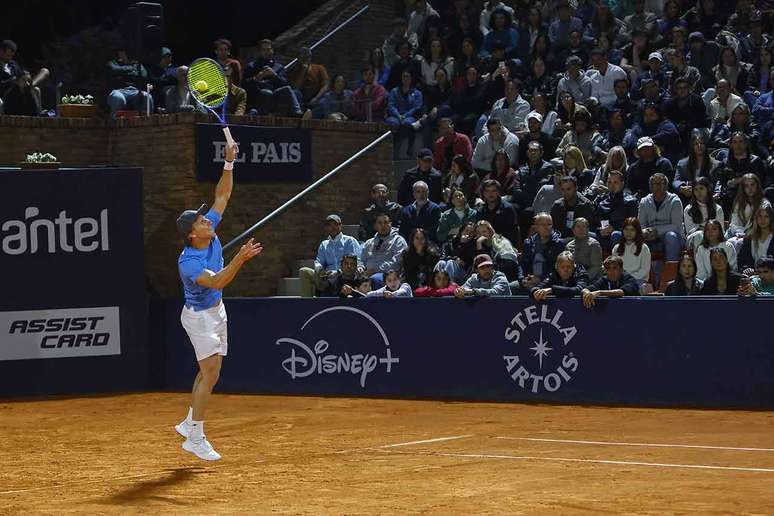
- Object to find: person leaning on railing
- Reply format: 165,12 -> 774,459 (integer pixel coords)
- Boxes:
582,255 -> 641,307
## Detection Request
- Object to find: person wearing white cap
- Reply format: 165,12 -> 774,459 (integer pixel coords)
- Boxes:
517,111 -> 557,164
626,136 -> 675,198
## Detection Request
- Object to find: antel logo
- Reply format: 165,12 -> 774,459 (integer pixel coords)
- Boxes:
502,304 -> 579,393
276,306 -> 399,388
1,207 -> 110,255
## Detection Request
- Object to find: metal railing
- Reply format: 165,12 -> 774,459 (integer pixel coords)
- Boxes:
223,129 -> 391,251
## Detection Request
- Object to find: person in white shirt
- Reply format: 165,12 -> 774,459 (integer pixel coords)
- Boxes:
485,79 -> 531,135
472,117 -> 520,173
726,173 -> 771,250
612,216 -> 652,291
585,48 -> 627,109
684,176 -> 725,251
694,219 -> 737,281
709,79 -> 744,126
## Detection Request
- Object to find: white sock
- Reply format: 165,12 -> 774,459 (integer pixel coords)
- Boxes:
190,420 -> 204,441
185,407 -> 193,424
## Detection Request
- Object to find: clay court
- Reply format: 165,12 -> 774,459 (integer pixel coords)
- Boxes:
2,393 -> 773,514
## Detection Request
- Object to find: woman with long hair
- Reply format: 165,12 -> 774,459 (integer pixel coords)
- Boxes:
481,149 -> 518,194
529,92 -> 558,136
560,144 -> 594,189
525,56 -> 556,101
727,173 -> 770,247
438,187 -> 478,243
717,132 -> 768,212
414,269 -> 459,297
400,228 -> 439,289
612,217 -> 651,289
695,219 -> 737,281
738,204 -> 774,272
318,74 -> 354,120
442,155 -> 480,209
700,247 -> 748,295
684,176 -> 724,250
588,145 -> 628,200
451,38 -> 481,90
555,106 -> 603,167
418,37 -> 455,89
474,220 -> 521,281
674,131 -> 720,196
555,90 -> 577,137
366,269 -> 413,298
368,47 -> 390,86
712,46 -> 750,97
436,221 -> 477,284
530,33 -> 552,71
665,253 -> 703,296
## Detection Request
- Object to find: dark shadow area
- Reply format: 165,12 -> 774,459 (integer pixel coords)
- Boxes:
101,466 -> 210,506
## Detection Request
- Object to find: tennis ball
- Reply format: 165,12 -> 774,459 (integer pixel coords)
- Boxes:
194,80 -> 209,93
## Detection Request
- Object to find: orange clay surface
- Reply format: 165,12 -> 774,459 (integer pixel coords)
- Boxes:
1,393 -> 773,514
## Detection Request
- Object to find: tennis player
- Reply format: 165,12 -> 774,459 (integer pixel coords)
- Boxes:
174,140 -> 262,461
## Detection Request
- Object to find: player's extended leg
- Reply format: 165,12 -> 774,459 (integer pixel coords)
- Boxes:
182,354 -> 223,461
175,371 -> 203,438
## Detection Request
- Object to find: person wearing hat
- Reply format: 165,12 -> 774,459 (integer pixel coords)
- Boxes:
454,253 -> 511,297
397,147 -> 443,206
625,135 -> 675,198
298,214 -> 363,298
556,55 -> 593,107
175,141 -> 263,461
517,111 -> 557,164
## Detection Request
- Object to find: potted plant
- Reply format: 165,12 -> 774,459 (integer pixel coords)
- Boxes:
58,94 -> 98,118
20,152 -> 61,170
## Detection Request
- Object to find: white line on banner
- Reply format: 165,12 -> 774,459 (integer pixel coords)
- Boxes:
495,436 -> 774,453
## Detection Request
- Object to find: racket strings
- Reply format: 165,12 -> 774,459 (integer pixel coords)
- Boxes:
188,60 -> 228,108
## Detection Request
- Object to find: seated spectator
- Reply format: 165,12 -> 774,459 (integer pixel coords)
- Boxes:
298,215 -> 362,297
595,169 -> 639,250
288,46 -> 329,113
582,254 -> 641,307
695,220 -> 737,281
474,220 -> 521,282
407,0 -> 439,44
752,66 -> 774,125
366,270 -> 413,298
638,173 -> 684,262
485,79 -> 531,135
584,3 -> 627,52
213,39 -> 242,86
477,179 -> 520,246
386,39 -> 420,91
0,39 -> 48,116
726,173 -> 770,247
665,253 -> 704,296
626,136 -> 674,199
555,90 -> 578,137
555,144 -> 595,189
607,79 -> 636,129
340,277 -> 372,298
556,56 -> 592,108
165,66 -> 205,114
442,155 -> 479,209
361,213 -> 408,288
517,110 -> 557,163
438,188 -> 478,243
700,247 -> 751,295
684,177 -> 725,251
148,47 -> 176,111
612,217 -> 651,291
437,221 -> 478,284
105,48 -> 152,118
673,132 -> 720,201
738,205 -> 774,272
472,118 -> 520,174
397,148 -> 443,206
353,65 -> 387,123
417,37 -> 454,89
586,47 -> 628,109
687,32 -> 721,88
709,79 -> 745,127
565,217 -> 603,280
532,169 -> 565,215
716,133 -> 770,213
321,255 -> 363,298
628,102 -> 682,165
318,75 -> 353,120
414,269 -> 458,297
712,47 -> 750,100
450,65 -> 486,135
531,251 -> 589,300
517,212 -> 566,293
383,18 -> 418,68
399,181 -> 442,244
710,103 -> 760,152
513,140 -> 553,212
623,0 -> 659,40
525,57 -> 556,101
663,77 -> 710,145
433,118 -> 473,174
455,253 -> 512,297
225,66 -> 247,116
481,149 -> 518,195
358,184 -> 403,242
751,255 -> 774,295
243,39 -> 303,117
666,48 -> 702,96
481,8 -> 518,57
400,228 -> 440,289
419,69 -> 454,147
555,30 -> 591,73
387,70 -> 424,158
598,109 -> 630,153
549,1 -> 584,51
550,176 -> 597,240
555,105 -> 604,169
587,145 -> 628,202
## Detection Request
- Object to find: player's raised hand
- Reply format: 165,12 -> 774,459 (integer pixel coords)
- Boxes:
225,139 -> 239,162
236,238 -> 263,263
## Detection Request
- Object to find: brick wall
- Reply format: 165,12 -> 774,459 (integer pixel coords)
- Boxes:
0,114 -> 393,297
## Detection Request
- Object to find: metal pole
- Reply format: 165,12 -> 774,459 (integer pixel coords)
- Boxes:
223,130 -> 391,251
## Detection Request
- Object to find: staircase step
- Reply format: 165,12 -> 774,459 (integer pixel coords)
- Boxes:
277,277 -> 303,297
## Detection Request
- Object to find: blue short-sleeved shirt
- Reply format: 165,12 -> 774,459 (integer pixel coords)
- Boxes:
178,209 -> 224,311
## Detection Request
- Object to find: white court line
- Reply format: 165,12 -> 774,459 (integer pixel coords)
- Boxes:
336,434 -> 473,454
495,437 -> 774,453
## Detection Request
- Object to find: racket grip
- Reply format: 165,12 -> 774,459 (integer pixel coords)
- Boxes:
223,126 -> 235,147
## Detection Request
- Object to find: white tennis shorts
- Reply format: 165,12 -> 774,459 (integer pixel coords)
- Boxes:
180,301 -> 228,361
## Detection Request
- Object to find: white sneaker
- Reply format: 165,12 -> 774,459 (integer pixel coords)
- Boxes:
174,420 -> 191,438
182,437 -> 221,461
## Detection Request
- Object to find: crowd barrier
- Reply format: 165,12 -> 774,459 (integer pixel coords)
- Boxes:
0,168 -> 149,396
164,297 -> 774,409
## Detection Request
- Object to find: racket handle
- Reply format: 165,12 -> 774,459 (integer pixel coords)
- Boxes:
223,126 -> 235,147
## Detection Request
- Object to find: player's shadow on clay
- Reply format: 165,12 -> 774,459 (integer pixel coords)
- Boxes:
102,467 -> 210,506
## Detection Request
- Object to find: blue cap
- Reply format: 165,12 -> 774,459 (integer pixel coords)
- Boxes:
176,203 -> 208,238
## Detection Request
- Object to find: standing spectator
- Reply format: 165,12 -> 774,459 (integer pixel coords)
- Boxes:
288,47 -> 329,113
612,217 -> 652,290
472,117 -> 520,173
243,39 -> 304,117
414,269 -> 459,297
438,188 -> 478,243
486,79 -> 531,135
481,149 -> 519,195
318,75 -> 353,120
298,215 -> 362,297
383,18 -> 418,68
549,1 -> 584,51
0,39 -> 49,116
551,176 -> 597,240
417,37 -> 455,88
586,48 -> 628,109
441,155 -> 480,209
399,181 -> 442,243
400,226 -> 440,290
531,251 -> 589,301
595,170 -> 639,250
665,253 -> 704,295
626,136 -> 674,198
566,217 -> 603,280
738,205 -> 774,272
450,65 -> 486,136
683,176 -> 725,250
695,220 -> 737,281
352,65 -> 387,122
455,253 -> 512,297
361,213 -> 408,288
582,255 -> 642,307
105,48 -> 152,118
700,248 -> 750,295
751,255 -> 774,295
165,66 -> 205,114
556,56 -> 593,108
436,221 -> 478,284
225,66 -> 247,116
398,148 -> 443,206
477,179 -> 520,246
518,212 -> 566,293
638,173 -> 685,262
213,39 -> 242,86
366,270 -> 414,298
358,184 -> 403,242
387,70 -> 424,158
433,118 -> 473,173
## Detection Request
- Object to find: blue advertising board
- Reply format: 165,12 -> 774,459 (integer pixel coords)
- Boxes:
164,297 -> 774,409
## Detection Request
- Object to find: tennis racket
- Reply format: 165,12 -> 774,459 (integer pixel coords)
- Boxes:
187,57 -> 236,146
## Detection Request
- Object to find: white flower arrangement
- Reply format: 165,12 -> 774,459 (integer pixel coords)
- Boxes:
25,152 -> 58,163
60,94 -> 95,105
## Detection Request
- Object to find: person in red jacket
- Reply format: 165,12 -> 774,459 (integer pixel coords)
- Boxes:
352,65 -> 387,122
433,118 -> 473,173
414,269 -> 459,297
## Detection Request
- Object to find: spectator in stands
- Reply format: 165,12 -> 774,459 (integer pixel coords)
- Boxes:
289,46 -> 330,113
711,103 -> 760,151
481,8 -> 518,57
608,78 -> 636,128
739,15 -> 770,65
455,253 -> 511,297
399,180 -> 442,244
518,212 -> 565,293
517,112 -> 557,166
726,174 -> 770,249
438,188 -> 478,243
383,18 -> 417,68
477,179 -> 520,246
479,2 -> 514,37
148,47 -> 176,110
638,172 -> 684,262
366,269 -> 414,298
674,131 -> 720,200
361,213 -> 408,289
414,269 -> 458,297
624,0 -> 659,39
525,56 -> 556,101
584,3 -> 627,51
752,67 -> 774,124
556,57 -> 592,109
595,170 -> 639,250
474,220 -> 521,281
738,205 -> 774,272
386,39 -> 420,91
549,1 -> 584,50
401,228 -> 440,289
398,148 -> 443,206
687,32 -> 720,88
551,176 -> 597,240
599,109 -> 630,152
587,145 -> 627,201
663,77 -> 710,145
433,118 -> 473,174
214,39 -> 241,86
710,79 -> 745,127
712,47 -> 750,100
387,70 -> 423,158
225,66 -> 247,116
556,30 -> 592,72
717,133 -> 770,213
513,141 -> 552,234
628,102 -> 682,165
583,255 -> 639,308
684,176 -> 725,251
665,48 -> 702,95
450,65 -> 486,136
165,66 -> 205,114
566,217 -> 603,280
437,221 -> 478,284
340,277 -> 372,298
472,118 -> 519,174
0,39 -> 48,116
751,255 -> 774,295
243,39 -> 304,118
665,253 -> 704,295
486,79 -> 531,135
481,149 -> 518,195
358,184 -> 403,242
442,155 -> 479,209
701,247 -> 751,295
586,48 -> 628,109
298,215 -> 362,297
532,168 -> 567,216
418,37 -> 455,89
612,216 -> 651,291
353,65 -> 387,122
318,75 -> 353,120
695,219 -> 737,281
106,48 -> 152,118
419,69 -> 453,146
556,90 -> 578,136
626,136 -> 674,198
408,0 -> 439,45
368,47 -> 390,87
322,254 -> 363,298
556,106 -> 604,168
558,144 -> 595,189
531,251 -> 588,300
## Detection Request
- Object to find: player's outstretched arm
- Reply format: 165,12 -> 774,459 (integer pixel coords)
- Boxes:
195,238 -> 263,290
212,140 -> 238,215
